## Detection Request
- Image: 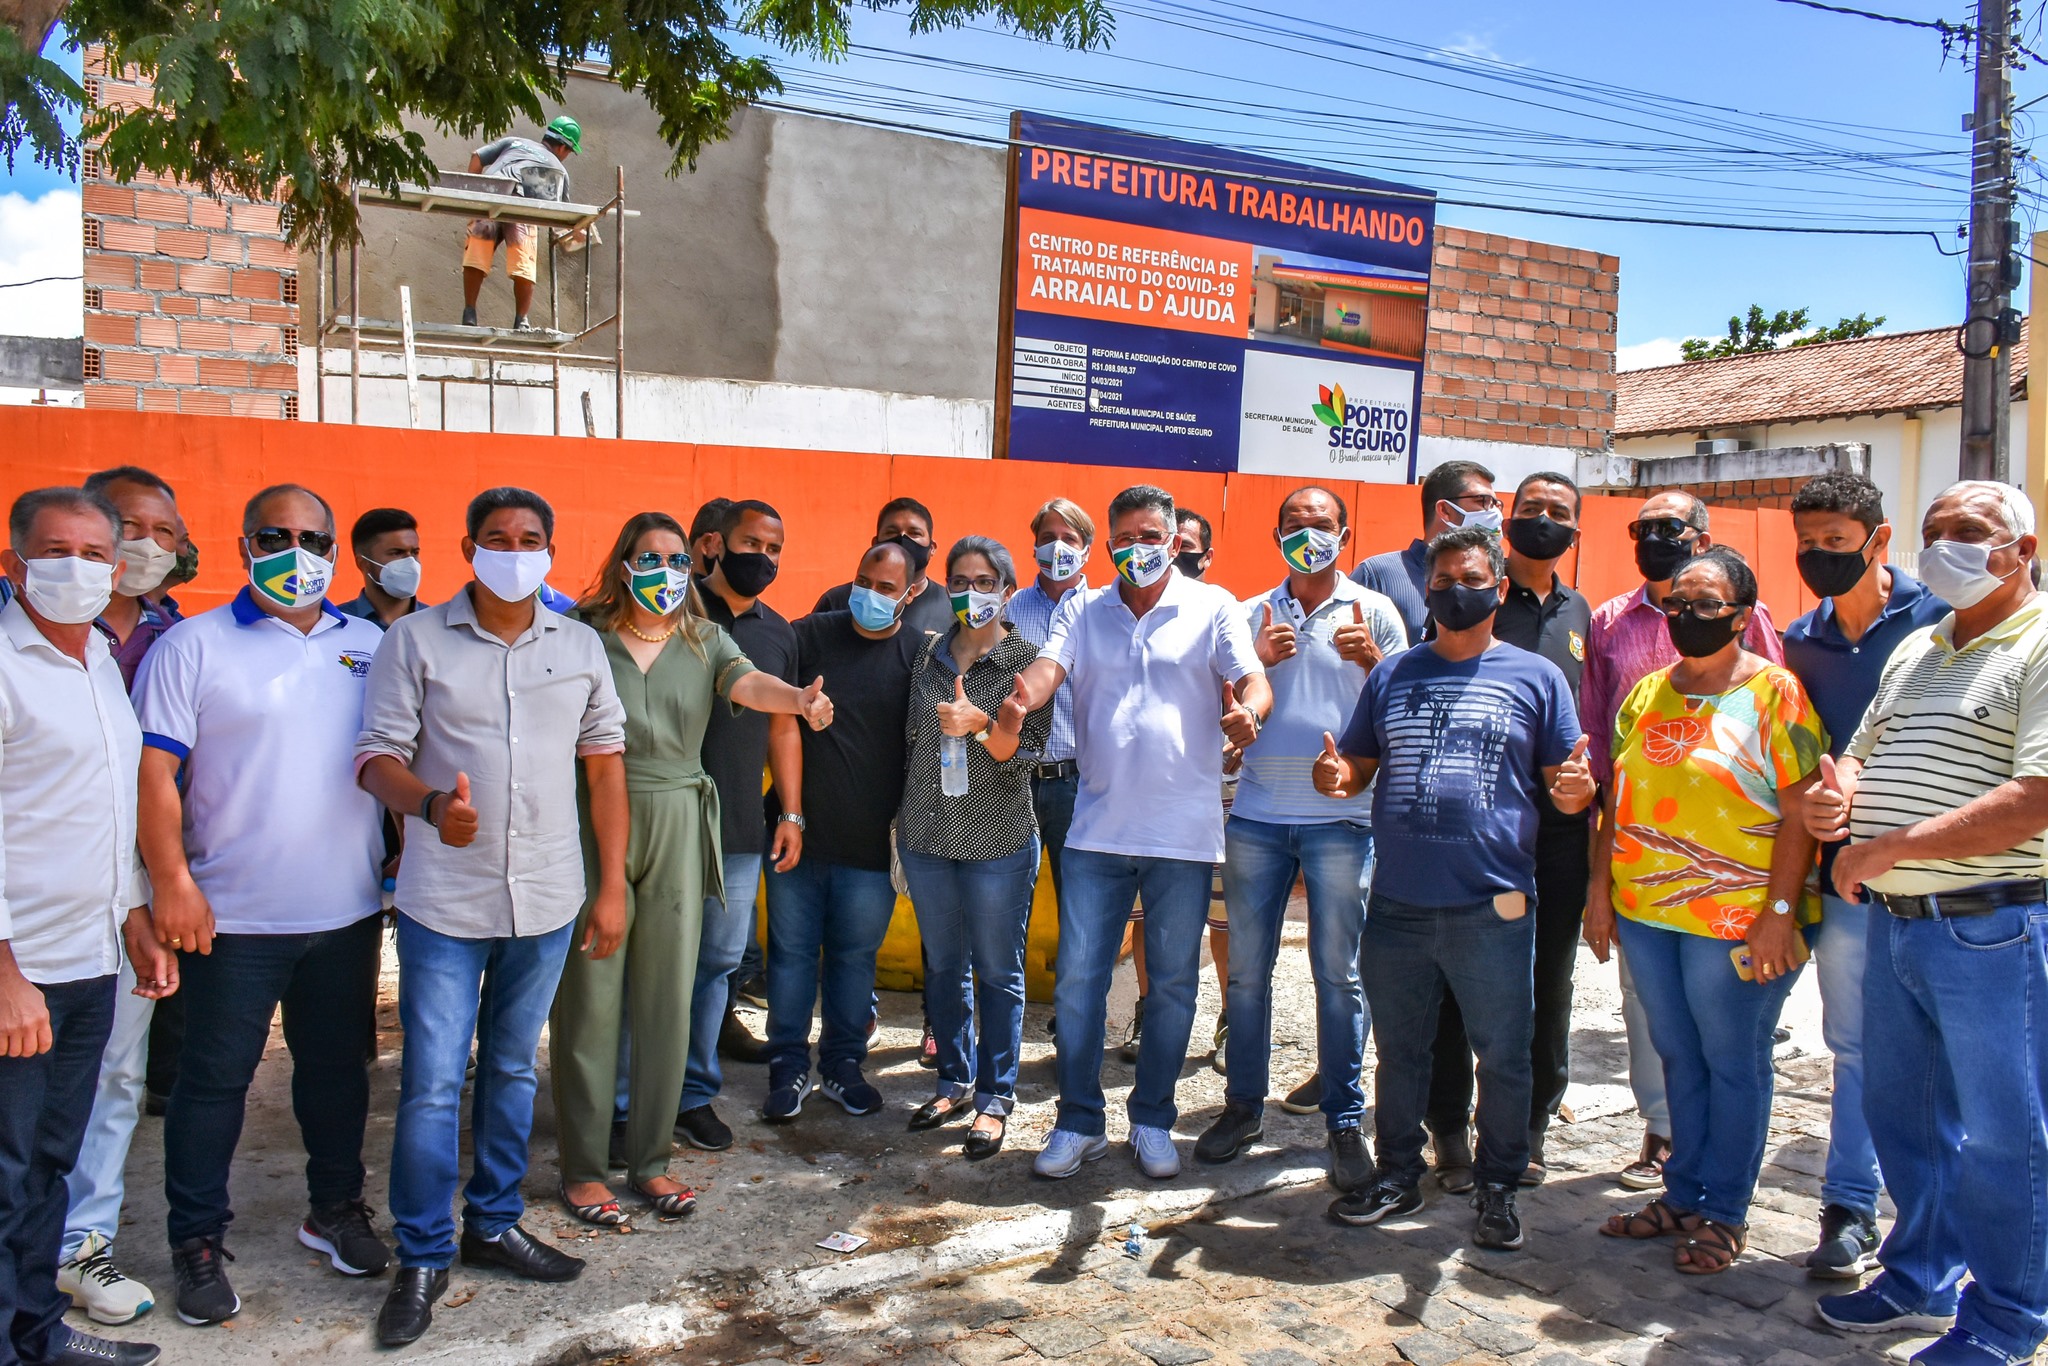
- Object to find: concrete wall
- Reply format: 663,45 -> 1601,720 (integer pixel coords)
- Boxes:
318,83 -> 1007,403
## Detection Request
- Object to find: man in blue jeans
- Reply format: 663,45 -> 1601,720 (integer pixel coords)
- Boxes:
356,487 -> 628,1348
1010,485 -> 1268,1181
1314,526 -> 1590,1252
1781,471 -> 1946,1279
1809,480 -> 2048,1366
761,541 -> 922,1123
1195,486 -> 1403,1192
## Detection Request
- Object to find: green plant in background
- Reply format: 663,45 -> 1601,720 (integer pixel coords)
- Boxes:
1680,305 -> 1886,361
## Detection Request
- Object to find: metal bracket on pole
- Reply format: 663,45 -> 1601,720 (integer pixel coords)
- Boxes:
399,285 -> 422,430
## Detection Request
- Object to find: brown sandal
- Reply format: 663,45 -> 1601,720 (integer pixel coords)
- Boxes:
1599,1198 -> 1696,1240
1675,1218 -> 1747,1274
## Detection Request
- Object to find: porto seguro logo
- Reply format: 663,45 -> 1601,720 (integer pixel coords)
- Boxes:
338,650 -> 373,679
1312,383 -> 1409,455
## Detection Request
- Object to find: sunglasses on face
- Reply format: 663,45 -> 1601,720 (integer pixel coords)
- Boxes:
249,527 -> 336,557
946,575 -> 1003,594
627,551 -> 692,572
1661,595 -> 1745,621
1628,517 -> 1695,543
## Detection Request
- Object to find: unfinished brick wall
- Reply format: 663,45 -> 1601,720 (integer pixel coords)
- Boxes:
79,48 -> 299,417
1637,475 -> 1806,513
1421,226 -> 1617,452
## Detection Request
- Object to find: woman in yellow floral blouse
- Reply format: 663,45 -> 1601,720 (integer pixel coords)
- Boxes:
1584,547 -> 1824,1275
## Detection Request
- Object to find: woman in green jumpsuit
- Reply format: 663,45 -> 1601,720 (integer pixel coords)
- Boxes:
552,511 -> 832,1221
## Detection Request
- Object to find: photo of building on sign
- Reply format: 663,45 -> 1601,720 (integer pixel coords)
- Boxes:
1251,252 -> 1430,362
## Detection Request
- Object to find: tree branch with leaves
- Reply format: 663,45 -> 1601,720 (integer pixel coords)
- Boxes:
1680,304 -> 1886,361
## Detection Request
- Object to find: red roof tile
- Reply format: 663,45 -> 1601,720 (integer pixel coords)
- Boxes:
1616,322 -> 2029,437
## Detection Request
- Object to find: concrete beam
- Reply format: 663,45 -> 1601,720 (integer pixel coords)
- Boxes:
1581,441 -> 1868,490
0,336 -> 83,388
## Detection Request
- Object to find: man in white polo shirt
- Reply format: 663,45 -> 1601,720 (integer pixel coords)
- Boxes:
1810,480 -> 2048,1366
0,486 -> 162,1366
135,483 -> 390,1328
1010,484 -> 1269,1181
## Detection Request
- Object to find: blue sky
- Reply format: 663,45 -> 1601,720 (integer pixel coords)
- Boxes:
6,3 -> 2038,367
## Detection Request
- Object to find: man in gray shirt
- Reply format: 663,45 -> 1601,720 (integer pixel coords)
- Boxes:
460,115 -> 580,331
354,486 -> 626,1348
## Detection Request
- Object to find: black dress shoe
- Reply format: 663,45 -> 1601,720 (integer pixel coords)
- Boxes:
908,1095 -> 974,1131
38,1325 -> 160,1365
376,1266 -> 448,1347
964,1118 -> 1006,1161
459,1224 -> 584,1282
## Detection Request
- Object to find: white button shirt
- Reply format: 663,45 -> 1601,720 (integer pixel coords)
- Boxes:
0,599 -> 143,984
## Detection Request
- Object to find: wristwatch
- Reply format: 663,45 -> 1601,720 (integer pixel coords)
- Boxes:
779,813 -> 807,831
972,725 -> 993,745
1768,898 -> 1792,917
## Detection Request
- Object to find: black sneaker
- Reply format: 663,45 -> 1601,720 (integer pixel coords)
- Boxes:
170,1235 -> 239,1325
298,1199 -> 390,1277
1329,1177 -> 1422,1226
1328,1126 -> 1374,1193
1806,1202 -> 1880,1279
1279,1072 -> 1323,1115
1472,1182 -> 1524,1251
675,1104 -> 734,1152
35,1324 -> 159,1365
821,1065 -> 882,1116
762,1072 -> 811,1123
1119,997 -> 1146,1064
1194,1101 -> 1263,1164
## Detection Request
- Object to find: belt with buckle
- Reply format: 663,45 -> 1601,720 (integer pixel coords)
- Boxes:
1871,878 -> 2045,919
1034,760 -> 1078,781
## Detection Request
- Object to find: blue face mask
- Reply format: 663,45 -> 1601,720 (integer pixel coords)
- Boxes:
849,583 -> 905,631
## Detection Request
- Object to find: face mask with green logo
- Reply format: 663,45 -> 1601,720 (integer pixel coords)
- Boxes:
626,562 -> 690,615
1280,526 -> 1341,574
951,588 -> 1005,629
248,545 -> 332,608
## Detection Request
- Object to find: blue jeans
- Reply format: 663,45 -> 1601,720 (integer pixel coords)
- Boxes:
1362,893 -> 1535,1188
1221,816 -> 1371,1130
900,838 -> 1039,1115
1613,914 -> 1800,1226
164,916 -> 382,1243
389,914 -> 573,1269
764,856 -> 897,1081
63,959 -> 153,1260
1031,772 -> 1078,909
1815,894 -> 1880,1218
1863,899 -> 2048,1362
674,853 -> 765,1113
0,974 -> 114,1366
1053,847 -> 1212,1136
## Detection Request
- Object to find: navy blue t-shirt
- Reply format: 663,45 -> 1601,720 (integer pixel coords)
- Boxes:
1339,640 -> 1581,907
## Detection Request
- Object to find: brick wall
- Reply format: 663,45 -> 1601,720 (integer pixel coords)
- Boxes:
1638,475 -> 1806,513
79,48 -> 299,418
1421,226 -> 1618,452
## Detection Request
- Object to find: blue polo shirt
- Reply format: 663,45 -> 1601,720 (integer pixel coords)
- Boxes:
1350,539 -> 1428,646
1783,568 -> 1949,898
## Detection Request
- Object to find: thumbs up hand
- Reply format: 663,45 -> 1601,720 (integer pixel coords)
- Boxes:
1254,601 -> 1298,667
937,673 -> 989,738
798,676 -> 833,731
1312,732 -> 1353,798
436,772 -> 479,848
1220,678 -> 1260,748
1804,752 -> 1855,843
997,672 -> 1030,734
1549,734 -> 1595,812
1332,599 -> 1382,670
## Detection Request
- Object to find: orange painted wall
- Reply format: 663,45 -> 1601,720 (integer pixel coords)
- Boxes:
0,408 -> 1807,624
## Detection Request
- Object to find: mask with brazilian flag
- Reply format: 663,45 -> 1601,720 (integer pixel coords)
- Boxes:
248,545 -> 332,609
1279,526 -> 1341,575
627,562 -> 690,615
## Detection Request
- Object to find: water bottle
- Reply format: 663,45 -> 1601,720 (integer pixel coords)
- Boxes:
940,733 -> 970,796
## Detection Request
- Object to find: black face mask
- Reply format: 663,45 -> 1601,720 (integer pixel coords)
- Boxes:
717,550 -> 779,598
888,534 -> 933,581
1667,610 -> 1745,659
1175,551 -> 1207,579
1634,534 -> 1695,583
1796,528 -> 1878,599
1505,515 -> 1575,562
1426,582 -> 1501,632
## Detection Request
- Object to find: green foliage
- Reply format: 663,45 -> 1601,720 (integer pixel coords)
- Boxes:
21,0 -> 1113,241
0,23 -> 81,176
1679,304 -> 1887,361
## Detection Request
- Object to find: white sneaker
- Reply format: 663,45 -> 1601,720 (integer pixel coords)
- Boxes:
57,1232 -> 155,1325
1033,1128 -> 1109,1178
1131,1125 -> 1182,1179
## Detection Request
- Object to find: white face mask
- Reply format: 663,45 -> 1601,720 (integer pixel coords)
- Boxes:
116,537 -> 176,596
1919,536 -> 2020,610
471,547 -> 553,604
1111,541 -> 1173,588
21,556 -> 116,625
1280,526 -> 1342,575
1445,501 -> 1503,534
1035,540 -> 1086,581
366,553 -> 423,601
247,544 -> 333,609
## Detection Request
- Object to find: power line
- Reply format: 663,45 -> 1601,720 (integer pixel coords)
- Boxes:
1765,0 -> 1970,35
0,274 -> 80,289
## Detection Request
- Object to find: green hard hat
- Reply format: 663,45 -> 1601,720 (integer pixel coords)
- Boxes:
545,115 -> 582,155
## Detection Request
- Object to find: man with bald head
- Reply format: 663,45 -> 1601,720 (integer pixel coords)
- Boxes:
761,541 -> 926,1124
1577,489 -> 1782,1195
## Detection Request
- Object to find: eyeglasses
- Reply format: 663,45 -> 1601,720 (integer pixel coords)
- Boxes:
946,575 -> 1003,594
627,551 -> 692,572
249,527 -> 336,557
1108,534 -> 1173,549
1661,595 -> 1745,620
1451,492 -> 1502,512
1628,517 -> 1693,543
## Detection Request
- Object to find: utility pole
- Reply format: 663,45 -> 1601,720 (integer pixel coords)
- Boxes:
1960,0 -> 2018,483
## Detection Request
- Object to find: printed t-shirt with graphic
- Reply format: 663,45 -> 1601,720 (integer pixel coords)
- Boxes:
1338,640 -> 1581,908
1607,664 -> 1827,939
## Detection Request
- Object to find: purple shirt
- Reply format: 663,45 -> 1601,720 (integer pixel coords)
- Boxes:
100,599 -> 181,693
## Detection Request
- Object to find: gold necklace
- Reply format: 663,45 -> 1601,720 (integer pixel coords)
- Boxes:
623,617 -> 677,644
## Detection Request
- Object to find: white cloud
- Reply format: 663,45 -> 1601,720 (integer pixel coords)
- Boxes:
1444,32 -> 1506,63
1617,337 -> 1686,371
0,189 -> 83,340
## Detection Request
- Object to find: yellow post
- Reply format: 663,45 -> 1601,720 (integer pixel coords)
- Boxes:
2029,229 -> 2048,529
